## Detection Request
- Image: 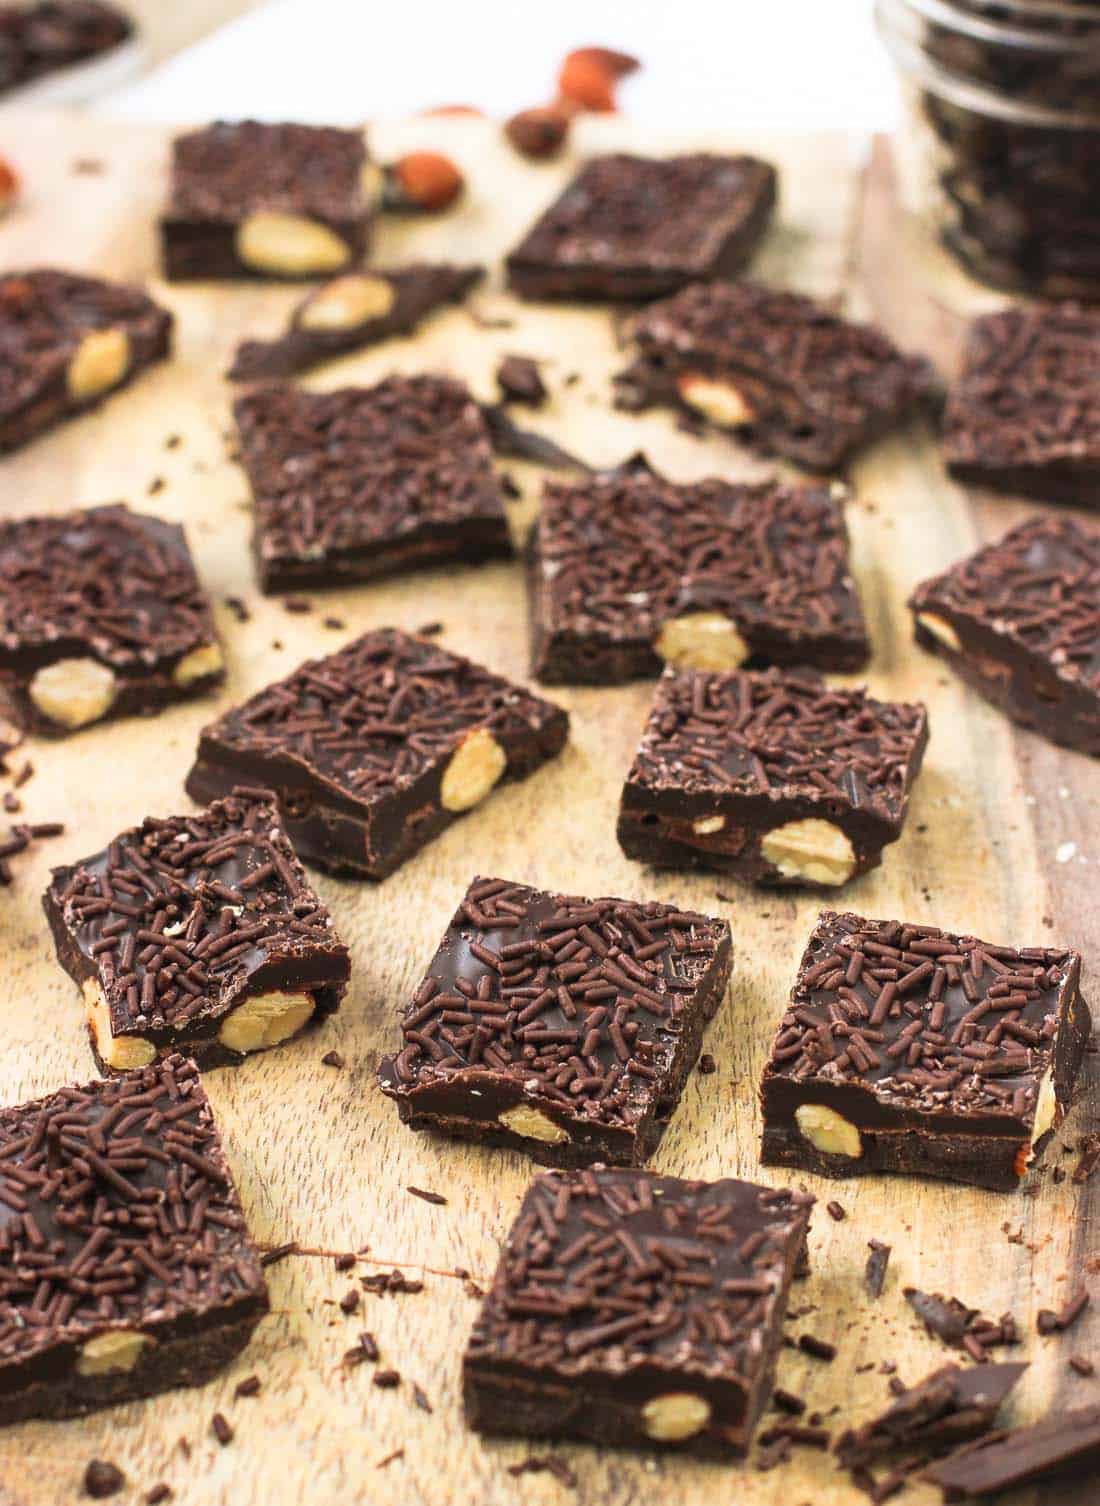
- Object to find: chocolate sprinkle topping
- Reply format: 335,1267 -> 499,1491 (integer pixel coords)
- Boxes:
167,121 -> 368,224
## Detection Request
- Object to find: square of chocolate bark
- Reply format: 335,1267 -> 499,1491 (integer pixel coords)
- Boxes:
760,910 -> 1091,1191
942,305 -> 1100,505
235,375 -> 513,593
617,668 -> 928,888
0,504 -> 224,737
529,459 -> 869,685
0,1054 -> 268,1425
910,515 -> 1100,757
228,263 -> 483,381
506,152 -> 776,301
463,1168 -> 812,1457
378,877 -> 732,1166
161,120 -> 374,281
0,269 -> 172,453
44,788 -> 350,1073
615,281 -> 932,471
185,630 -> 569,880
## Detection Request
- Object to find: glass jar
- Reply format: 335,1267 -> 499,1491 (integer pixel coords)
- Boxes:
876,0 -> 1100,298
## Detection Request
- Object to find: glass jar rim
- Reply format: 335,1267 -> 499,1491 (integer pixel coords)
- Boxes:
889,0 -> 1100,47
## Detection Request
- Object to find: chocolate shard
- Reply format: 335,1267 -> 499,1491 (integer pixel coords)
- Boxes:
836,1363 -> 1028,1469
922,1404 -> 1100,1498
479,401 -> 592,472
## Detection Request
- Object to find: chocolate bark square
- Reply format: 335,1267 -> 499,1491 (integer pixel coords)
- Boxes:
506,152 -> 777,302
760,910 -> 1091,1191
0,269 -> 172,454
528,459 -> 869,685
228,263 -> 484,381
617,668 -> 928,888
463,1168 -> 812,1457
235,376 -> 513,593
185,629 -> 569,880
615,281 -> 932,472
44,788 -> 350,1073
0,1054 -> 268,1425
943,305 -> 1100,505
0,504 -> 223,738
161,121 -> 374,281
378,877 -> 732,1166
910,515 -> 1100,756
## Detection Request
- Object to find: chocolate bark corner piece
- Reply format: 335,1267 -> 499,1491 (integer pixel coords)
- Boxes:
618,280 -> 933,471
759,910 -> 1090,1191
835,1362 -> 1028,1469
184,629 -> 569,880
0,269 -> 172,454
506,152 -> 777,302
234,375 -> 513,593
0,1054 -> 268,1425
0,504 -> 223,738
529,462 -> 868,686
922,1403 -> 1100,1498
909,515 -> 1100,757
161,120 -> 374,282
942,304 -> 1100,506
228,263 -> 484,380
378,876 -> 731,1166
617,667 -> 927,888
43,788 -> 350,1073
463,1168 -> 812,1457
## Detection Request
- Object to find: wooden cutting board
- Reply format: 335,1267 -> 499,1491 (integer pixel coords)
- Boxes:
0,112 -> 1095,1506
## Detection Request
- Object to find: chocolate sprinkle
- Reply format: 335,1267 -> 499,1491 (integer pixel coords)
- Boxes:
84,1460 -> 126,1499
865,1241 -> 892,1299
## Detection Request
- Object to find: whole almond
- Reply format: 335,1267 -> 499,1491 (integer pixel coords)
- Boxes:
505,107 -> 570,161
388,152 -> 464,213
558,46 -> 640,112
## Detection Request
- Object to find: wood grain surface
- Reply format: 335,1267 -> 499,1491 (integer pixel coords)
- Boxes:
0,113 -> 1095,1506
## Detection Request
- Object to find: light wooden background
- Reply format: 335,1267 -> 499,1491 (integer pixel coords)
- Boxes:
0,114 -> 1095,1506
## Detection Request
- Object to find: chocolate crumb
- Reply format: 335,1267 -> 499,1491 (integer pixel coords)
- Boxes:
373,1369 -> 400,1388
84,1461 -> 125,1499
323,617 -> 345,630
827,1201 -> 846,1221
497,354 -> 548,407
416,621 -> 443,637
334,1252 -> 356,1271
147,476 -> 165,495
165,434 -> 181,449
359,1331 -> 380,1362
321,1050 -> 345,1068
260,1240 -> 299,1267
145,1487 -> 172,1505
1038,1288 -> 1090,1334
772,1388 -> 807,1415
225,595 -> 251,623
283,596 -> 312,614
361,1269 -> 423,1294
340,1289 -> 360,1315
697,1053 -> 717,1075
1070,1354 -> 1095,1377
2,792 -> 19,813
799,1333 -> 837,1362
211,1413 -> 233,1446
1073,1135 -> 1100,1184
865,1241 -> 891,1299
412,1382 -> 432,1413
234,1375 -> 262,1398
508,1457 -> 578,1488
500,472 -> 522,500
758,1422 -> 831,1449
376,1448 -> 404,1469
407,1185 -> 447,1206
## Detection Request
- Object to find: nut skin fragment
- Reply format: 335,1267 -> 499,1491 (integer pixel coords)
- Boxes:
642,1392 -> 712,1441
172,641 -> 224,687
29,658 -> 118,730
692,815 -> 726,836
76,1329 -> 150,1377
677,373 -> 755,429
760,819 -> 856,887
795,1102 -> 863,1159
83,979 -> 156,1071
218,990 -> 316,1053
498,1104 -> 569,1144
67,327 -> 130,402
235,211 -> 351,276
299,274 -> 396,331
655,612 -> 749,672
917,611 -> 962,654
440,727 -> 507,812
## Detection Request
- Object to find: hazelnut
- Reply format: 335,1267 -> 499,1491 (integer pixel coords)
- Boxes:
83,979 -> 155,1071
558,47 -> 640,113
30,657 -> 117,730
760,819 -> 856,887
677,373 -> 755,429
498,1104 -> 569,1144
218,990 -> 316,1053
235,211 -> 351,276
77,1328 -> 150,1377
794,1102 -> 862,1159
440,728 -> 506,812
1030,1069 -> 1057,1148
67,327 -> 130,402
916,611 -> 962,654
387,153 -> 464,213
641,1392 -> 711,1441
655,612 -> 749,671
172,641 -> 224,687
504,107 -> 570,161
299,273 -> 396,332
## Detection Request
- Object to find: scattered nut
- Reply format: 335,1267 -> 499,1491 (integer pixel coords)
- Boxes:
795,1103 -> 863,1159
655,612 -> 749,671
83,980 -> 155,1071
692,815 -> 727,836
235,211 -> 351,276
916,611 -> 962,654
498,1104 -> 569,1144
504,107 -> 570,160
77,1328 -> 150,1376
30,658 -> 117,730
299,274 -> 396,331
172,641 -> 224,687
677,373 -> 755,429
558,47 -> 640,113
440,728 -> 506,812
760,819 -> 856,886
0,154 -> 20,215
641,1392 -> 711,1441
218,990 -> 316,1053
387,152 -> 464,213
67,327 -> 130,402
